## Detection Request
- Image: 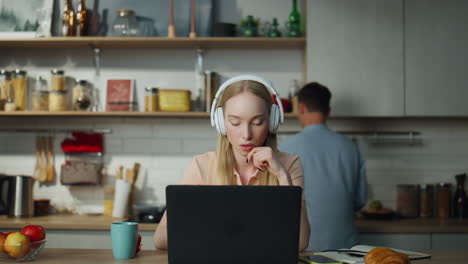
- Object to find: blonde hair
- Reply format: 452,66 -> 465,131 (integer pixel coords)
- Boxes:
214,80 -> 279,186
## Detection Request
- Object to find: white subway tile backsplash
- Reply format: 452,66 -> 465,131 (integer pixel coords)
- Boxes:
2,113 -> 468,213
182,138 -> 216,154
150,155 -> 192,169
122,138 -> 182,154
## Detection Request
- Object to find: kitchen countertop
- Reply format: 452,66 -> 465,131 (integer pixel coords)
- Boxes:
2,214 -> 468,233
23,248 -> 468,264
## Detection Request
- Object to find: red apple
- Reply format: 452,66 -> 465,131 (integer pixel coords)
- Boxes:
4,232 -> 31,258
135,234 -> 142,255
21,225 -> 46,246
0,232 -> 6,253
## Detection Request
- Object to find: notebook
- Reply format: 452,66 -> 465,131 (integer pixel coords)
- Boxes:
312,245 -> 431,263
165,185 -> 302,264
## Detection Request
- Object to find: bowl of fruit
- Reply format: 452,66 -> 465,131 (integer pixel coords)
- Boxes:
0,225 -> 46,262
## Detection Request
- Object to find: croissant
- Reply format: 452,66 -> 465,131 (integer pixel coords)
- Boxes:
365,247 -> 410,264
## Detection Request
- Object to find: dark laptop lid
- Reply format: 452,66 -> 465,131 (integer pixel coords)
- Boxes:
166,185 -> 302,264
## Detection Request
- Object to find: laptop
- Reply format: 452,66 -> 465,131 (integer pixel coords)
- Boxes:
166,185 -> 302,264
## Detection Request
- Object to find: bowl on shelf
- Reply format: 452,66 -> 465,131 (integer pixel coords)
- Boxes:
0,239 -> 46,262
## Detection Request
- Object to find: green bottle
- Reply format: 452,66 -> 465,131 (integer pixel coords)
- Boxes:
288,0 -> 302,37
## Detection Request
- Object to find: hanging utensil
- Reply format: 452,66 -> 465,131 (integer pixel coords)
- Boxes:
46,136 -> 55,183
39,136 -> 48,183
33,136 -> 41,180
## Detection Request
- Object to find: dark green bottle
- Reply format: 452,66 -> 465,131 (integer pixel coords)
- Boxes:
288,0 -> 302,37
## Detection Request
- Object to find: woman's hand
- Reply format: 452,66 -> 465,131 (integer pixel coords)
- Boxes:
247,147 -> 282,177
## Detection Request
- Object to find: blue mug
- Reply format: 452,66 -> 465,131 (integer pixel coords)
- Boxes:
111,222 -> 138,259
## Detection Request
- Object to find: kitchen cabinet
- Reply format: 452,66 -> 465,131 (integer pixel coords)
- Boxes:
404,0 -> 468,116
431,233 -> 468,250
359,233 -> 431,250
306,0 -> 404,116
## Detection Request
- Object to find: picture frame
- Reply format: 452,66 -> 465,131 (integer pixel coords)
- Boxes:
0,0 -> 54,38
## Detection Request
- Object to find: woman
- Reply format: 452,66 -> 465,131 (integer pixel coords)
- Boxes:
154,75 -> 310,251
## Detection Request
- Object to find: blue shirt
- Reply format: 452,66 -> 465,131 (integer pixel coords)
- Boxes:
279,124 -> 367,251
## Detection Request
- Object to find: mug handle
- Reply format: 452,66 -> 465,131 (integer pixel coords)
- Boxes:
0,175 -> 10,214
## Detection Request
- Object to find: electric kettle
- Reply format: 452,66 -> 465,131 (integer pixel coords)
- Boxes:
0,174 -> 35,217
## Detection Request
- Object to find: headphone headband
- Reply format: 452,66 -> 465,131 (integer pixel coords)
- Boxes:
210,75 -> 285,127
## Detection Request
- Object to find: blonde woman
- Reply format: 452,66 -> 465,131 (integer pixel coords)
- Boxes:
154,75 -> 310,251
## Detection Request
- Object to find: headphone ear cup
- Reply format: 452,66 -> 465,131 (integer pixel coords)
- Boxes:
215,107 -> 226,135
270,104 -> 280,133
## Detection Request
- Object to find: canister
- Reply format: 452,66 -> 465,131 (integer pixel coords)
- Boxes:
145,87 -> 159,112
159,89 -> 191,112
49,90 -> 67,111
13,69 -> 27,111
420,184 -> 434,218
51,69 -> 65,91
396,184 -> 420,218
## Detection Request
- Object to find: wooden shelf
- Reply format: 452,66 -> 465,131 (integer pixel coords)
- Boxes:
0,111 -> 299,118
0,37 -> 305,49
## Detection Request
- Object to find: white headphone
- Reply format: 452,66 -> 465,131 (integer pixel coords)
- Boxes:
210,75 -> 284,135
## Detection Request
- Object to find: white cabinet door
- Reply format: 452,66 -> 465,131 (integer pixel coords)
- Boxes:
405,0 -> 468,116
306,0 -> 404,116
431,233 -> 468,250
360,233 -> 431,250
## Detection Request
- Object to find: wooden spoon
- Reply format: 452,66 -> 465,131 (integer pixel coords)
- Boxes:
33,136 -> 41,180
39,136 -> 48,183
46,136 -> 55,182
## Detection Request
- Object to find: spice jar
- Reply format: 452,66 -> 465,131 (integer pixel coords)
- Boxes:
4,98 -> 16,112
145,87 -> 159,112
51,69 -> 65,91
420,184 -> 434,218
72,80 -> 91,111
436,183 -> 452,218
396,184 -> 420,218
13,69 -> 27,111
49,90 -> 67,111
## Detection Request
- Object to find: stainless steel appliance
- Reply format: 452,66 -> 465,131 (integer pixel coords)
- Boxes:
0,174 -> 35,217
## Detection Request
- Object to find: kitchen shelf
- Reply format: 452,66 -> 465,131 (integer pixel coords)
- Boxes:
0,111 -> 299,118
0,37 -> 306,49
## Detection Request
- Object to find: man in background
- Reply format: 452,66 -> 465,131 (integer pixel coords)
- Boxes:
279,82 -> 367,251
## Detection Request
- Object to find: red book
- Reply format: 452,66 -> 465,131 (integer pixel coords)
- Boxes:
106,79 -> 135,111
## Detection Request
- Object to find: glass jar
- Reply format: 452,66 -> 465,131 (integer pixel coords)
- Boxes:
396,184 -> 420,218
13,69 -> 27,111
49,90 -> 67,111
436,183 -> 452,218
145,87 -> 159,112
32,90 -> 49,111
51,69 -> 65,91
31,76 -> 49,111
103,187 -> 115,217
4,98 -> 16,112
420,184 -> 434,218
110,9 -> 140,37
72,80 -> 92,111
0,70 -> 12,111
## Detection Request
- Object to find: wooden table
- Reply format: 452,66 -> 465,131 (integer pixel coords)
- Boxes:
24,248 -> 468,264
